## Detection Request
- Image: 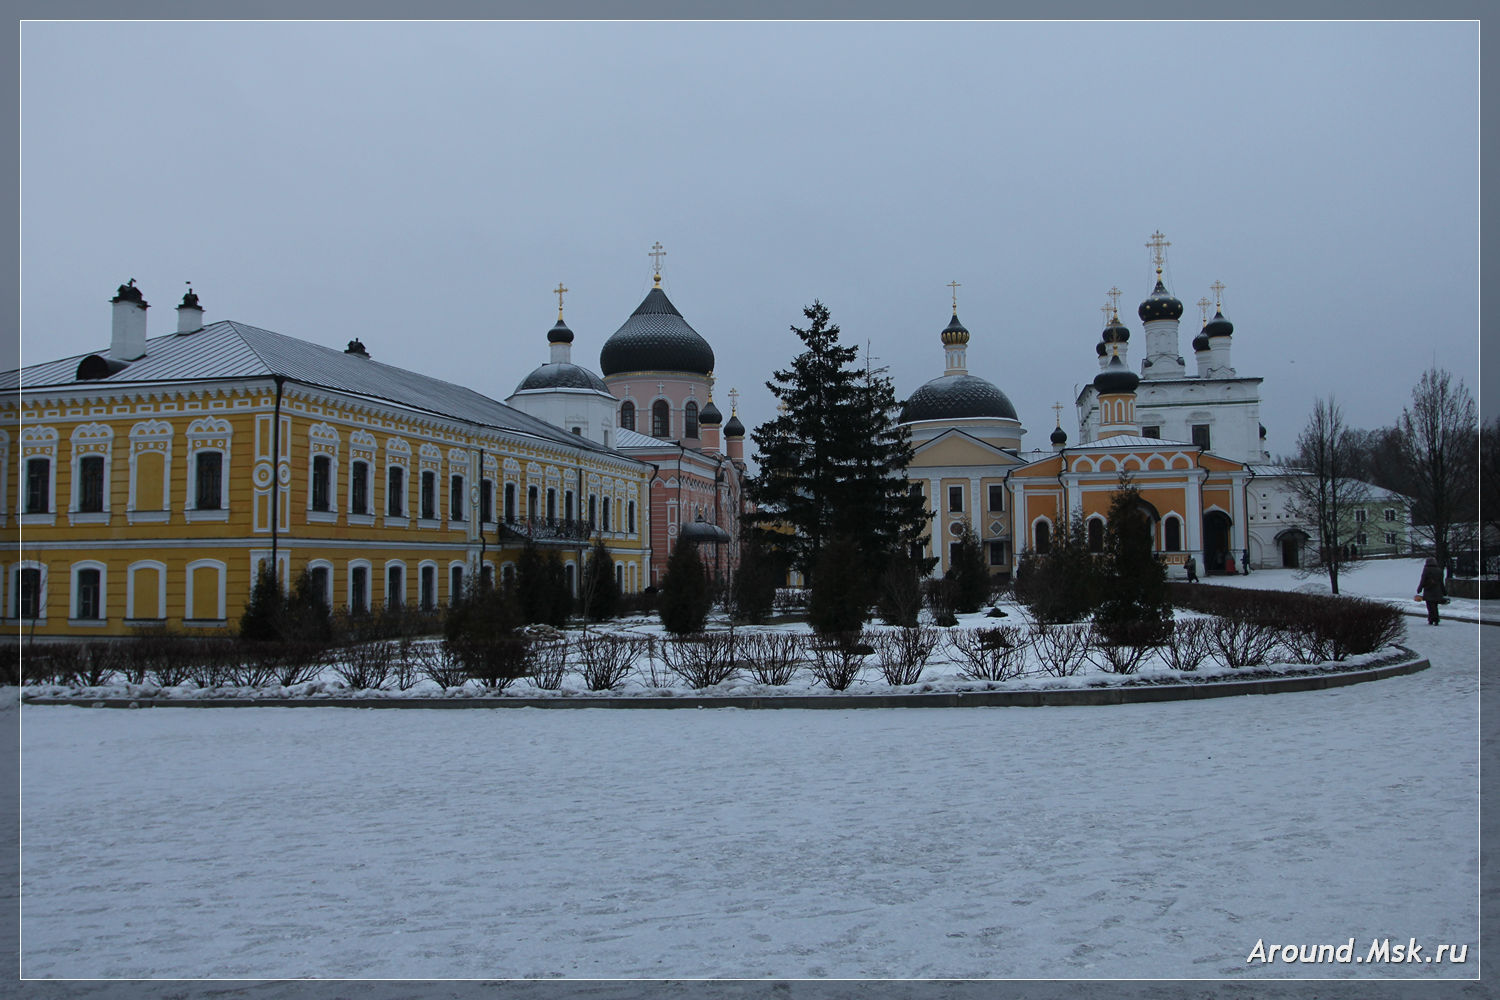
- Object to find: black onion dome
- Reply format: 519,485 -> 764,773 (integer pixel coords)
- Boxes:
514,363 -> 609,394
680,516 -> 731,544
941,313 -> 970,345
699,400 -> 723,425
1193,331 -> 1211,352
600,286 -> 715,376
1102,314 -> 1130,344
724,413 -> 745,437
547,320 -> 574,344
1259,424 -> 1267,439
1137,279 -> 1184,322
1093,355 -> 1140,395
1203,308 -> 1234,338
1096,340 -> 1108,357
902,374 -> 1019,422
1050,425 -> 1068,445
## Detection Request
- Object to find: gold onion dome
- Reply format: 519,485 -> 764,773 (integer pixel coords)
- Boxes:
940,312 -> 970,346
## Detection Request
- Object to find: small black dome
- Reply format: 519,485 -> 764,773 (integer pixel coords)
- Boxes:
724,413 -> 745,437
600,286 -> 715,376
680,516 -> 731,545
941,313 -> 970,345
1093,355 -> 1140,395
1193,332 -> 1211,352
1138,279 -> 1183,323
1102,314 -> 1130,343
514,363 -> 609,394
903,374 -> 1019,423
1204,309 -> 1234,338
699,400 -> 723,425
1096,341 -> 1108,357
111,280 -> 146,305
1050,425 -> 1068,445
547,320 -> 575,345
1259,423 -> 1267,439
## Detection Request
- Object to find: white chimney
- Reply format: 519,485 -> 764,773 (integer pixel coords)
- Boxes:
110,280 -> 149,360
176,286 -> 204,333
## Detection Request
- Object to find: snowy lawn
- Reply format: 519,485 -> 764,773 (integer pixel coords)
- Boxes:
1204,556 -> 1494,623
17,610 -> 1479,980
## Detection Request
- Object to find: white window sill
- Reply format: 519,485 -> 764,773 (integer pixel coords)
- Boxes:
68,618 -> 109,628
418,518 -> 441,529
347,514 -> 376,527
68,511 -> 111,525
128,510 -> 171,525
307,510 -> 338,525
124,618 -> 167,628
182,618 -> 228,629
448,519 -> 466,529
185,509 -> 230,523
384,516 -> 410,528
19,513 -> 56,527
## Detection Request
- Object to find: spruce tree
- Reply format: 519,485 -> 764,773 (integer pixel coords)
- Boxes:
579,540 -> 619,622
746,301 -> 928,588
659,539 -> 711,634
1095,479 -> 1171,643
730,530 -> 780,624
808,534 -> 872,636
944,524 -> 991,614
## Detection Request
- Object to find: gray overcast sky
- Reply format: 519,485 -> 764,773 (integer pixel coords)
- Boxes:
19,20 -> 1479,460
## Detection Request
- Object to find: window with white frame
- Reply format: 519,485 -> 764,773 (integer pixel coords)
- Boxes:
1385,532 -> 1398,546
185,417 -> 231,517
351,460 -> 371,514
72,563 -> 104,621
450,473 -> 464,521
16,565 -> 44,620
21,425 -> 58,521
1384,508 -> 1397,522
71,423 -> 113,517
128,419 -> 172,518
386,563 -> 404,608
420,564 -> 436,611
350,563 -> 370,614
387,465 -> 405,517
1355,508 -> 1367,523
421,470 -> 437,520
25,457 -> 51,513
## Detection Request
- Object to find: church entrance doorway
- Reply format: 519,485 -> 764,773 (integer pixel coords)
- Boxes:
1276,528 -> 1309,569
1203,510 -> 1233,574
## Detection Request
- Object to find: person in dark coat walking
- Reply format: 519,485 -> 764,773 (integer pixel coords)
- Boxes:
1417,557 -> 1446,625
1185,555 -> 1198,583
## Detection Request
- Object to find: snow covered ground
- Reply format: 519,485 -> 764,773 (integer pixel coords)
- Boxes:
15,559 -> 1482,982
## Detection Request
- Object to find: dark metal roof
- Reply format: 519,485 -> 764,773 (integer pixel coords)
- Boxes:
902,374 -> 1018,423
680,517 -> 731,544
1093,355 -> 1141,395
513,362 -> 610,394
1138,279 -> 1184,323
1203,309 -> 1234,338
699,399 -> 722,425
599,286 -> 715,376
723,413 -> 745,437
3,320 -> 624,457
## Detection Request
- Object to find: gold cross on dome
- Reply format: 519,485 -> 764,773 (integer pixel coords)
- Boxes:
1101,303 -> 1112,326
947,280 -> 961,313
554,282 -> 568,320
728,387 -> 740,414
1210,279 -> 1225,308
649,242 -> 666,286
1052,401 -> 1064,427
1108,286 -> 1122,315
1197,296 -> 1211,325
1146,230 -> 1171,273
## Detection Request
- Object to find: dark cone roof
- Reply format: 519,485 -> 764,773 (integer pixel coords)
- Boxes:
1093,354 -> 1140,395
902,374 -> 1019,423
600,286 -> 715,376
1138,279 -> 1184,323
514,363 -> 609,394
1204,309 -> 1234,338
699,399 -> 723,425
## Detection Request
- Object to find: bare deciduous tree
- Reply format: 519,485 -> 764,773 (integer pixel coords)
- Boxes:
1398,368 -> 1478,571
1282,397 -> 1369,595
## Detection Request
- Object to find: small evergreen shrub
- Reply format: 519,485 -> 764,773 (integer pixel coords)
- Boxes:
659,540 -> 712,635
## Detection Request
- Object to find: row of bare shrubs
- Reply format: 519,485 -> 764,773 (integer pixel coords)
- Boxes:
1165,583 -> 1407,664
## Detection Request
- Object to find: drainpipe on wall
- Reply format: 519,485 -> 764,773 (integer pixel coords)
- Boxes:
271,375 -> 284,583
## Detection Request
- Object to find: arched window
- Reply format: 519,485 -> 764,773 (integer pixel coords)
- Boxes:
620,401 -> 635,431
652,400 -> 670,438
685,401 -> 699,439
1034,520 -> 1051,555
602,496 -> 612,531
528,485 -> 539,519
1088,517 -> 1105,553
504,482 -> 517,522
1164,515 -> 1182,552
588,494 -> 598,527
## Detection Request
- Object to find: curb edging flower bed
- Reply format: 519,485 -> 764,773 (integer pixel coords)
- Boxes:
19,647 -> 1429,710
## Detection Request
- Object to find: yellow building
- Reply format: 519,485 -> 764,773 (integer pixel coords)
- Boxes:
3,282 -> 653,637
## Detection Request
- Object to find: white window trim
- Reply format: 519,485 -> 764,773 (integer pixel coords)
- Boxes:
348,559 -> 372,614
126,559 -> 168,623
308,422 -> 341,523
448,561 -> 466,604
69,423 -> 115,524
69,559 -> 109,626
306,559 -> 336,609
184,558 -> 227,624
12,560 -> 47,622
417,560 -> 439,611
128,419 -> 173,523
185,417 -> 232,519
21,455 -> 57,526
348,457 -> 374,519
384,559 -> 407,608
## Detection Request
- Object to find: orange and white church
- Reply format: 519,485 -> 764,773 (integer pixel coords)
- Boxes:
903,235 -> 1254,581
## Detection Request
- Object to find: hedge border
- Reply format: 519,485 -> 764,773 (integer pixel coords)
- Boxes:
20,647 -> 1428,710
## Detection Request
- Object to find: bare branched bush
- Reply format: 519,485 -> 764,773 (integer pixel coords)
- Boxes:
187,641 -> 239,689
664,631 -> 741,689
332,640 -> 394,690
257,642 -> 328,688
451,636 -> 531,691
808,633 -> 868,691
740,632 -> 804,686
1031,622 -> 1094,678
415,641 -> 469,690
872,627 -> 940,686
947,626 -> 1030,681
0,641 -> 18,686
74,642 -> 124,687
34,644 -> 86,686
387,637 -> 423,691
1206,616 -> 1281,668
527,639 -> 570,690
1159,618 -> 1213,672
1089,620 -> 1167,675
576,634 -> 643,691
223,647 -> 276,688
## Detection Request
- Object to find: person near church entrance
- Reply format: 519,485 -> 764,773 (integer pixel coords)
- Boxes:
1185,555 -> 1198,582
1417,557 -> 1446,625
1242,548 -> 1251,574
